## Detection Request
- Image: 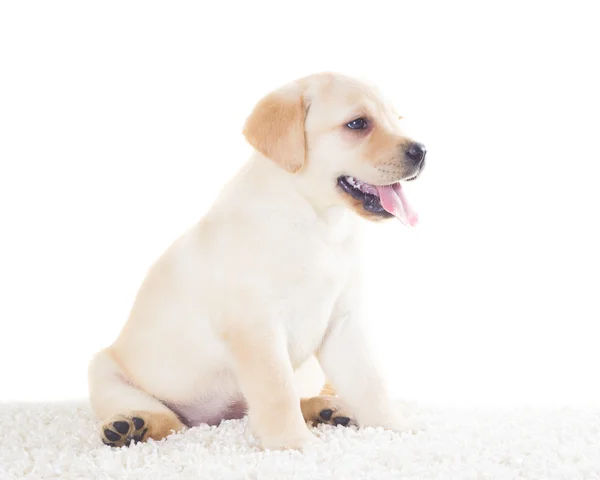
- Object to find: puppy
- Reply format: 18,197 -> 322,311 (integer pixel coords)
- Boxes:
88,72 -> 426,450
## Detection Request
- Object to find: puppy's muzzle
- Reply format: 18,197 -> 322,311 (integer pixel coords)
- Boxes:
405,142 -> 426,167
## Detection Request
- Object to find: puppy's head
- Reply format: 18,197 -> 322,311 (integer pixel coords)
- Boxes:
243,73 -> 426,226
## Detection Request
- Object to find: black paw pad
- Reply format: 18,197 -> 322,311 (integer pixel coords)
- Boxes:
333,416 -> 350,427
132,428 -> 148,443
132,417 -> 145,430
113,421 -> 130,434
102,441 -> 117,447
103,429 -> 121,442
320,409 -> 333,421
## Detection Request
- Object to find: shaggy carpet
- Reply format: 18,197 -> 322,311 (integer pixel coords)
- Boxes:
1,402 -> 599,479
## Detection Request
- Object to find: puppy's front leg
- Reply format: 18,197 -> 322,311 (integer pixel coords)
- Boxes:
317,289 -> 413,432
224,327 -> 315,450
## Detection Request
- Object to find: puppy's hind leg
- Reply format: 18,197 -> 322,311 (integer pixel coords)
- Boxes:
88,348 -> 185,447
301,395 -> 357,427
293,357 -> 357,428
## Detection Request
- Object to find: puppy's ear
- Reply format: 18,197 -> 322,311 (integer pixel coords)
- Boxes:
243,83 -> 308,173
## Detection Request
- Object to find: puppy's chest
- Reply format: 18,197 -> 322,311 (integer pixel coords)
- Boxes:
278,238 -> 354,367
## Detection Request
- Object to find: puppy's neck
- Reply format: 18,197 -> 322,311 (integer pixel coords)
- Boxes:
220,154 -> 358,242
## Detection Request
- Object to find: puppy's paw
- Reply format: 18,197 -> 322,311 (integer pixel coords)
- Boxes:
100,411 -> 184,448
301,395 -> 357,428
101,415 -> 148,447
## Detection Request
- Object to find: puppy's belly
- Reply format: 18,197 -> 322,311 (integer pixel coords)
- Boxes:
165,394 -> 247,427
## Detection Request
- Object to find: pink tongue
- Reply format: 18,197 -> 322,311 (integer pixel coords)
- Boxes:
375,183 -> 419,227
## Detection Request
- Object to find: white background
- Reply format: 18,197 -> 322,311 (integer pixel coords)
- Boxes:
1,1 -> 598,406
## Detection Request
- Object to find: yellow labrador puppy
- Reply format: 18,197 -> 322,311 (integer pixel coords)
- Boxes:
88,72 -> 426,450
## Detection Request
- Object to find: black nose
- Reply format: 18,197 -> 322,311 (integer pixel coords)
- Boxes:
405,142 -> 426,164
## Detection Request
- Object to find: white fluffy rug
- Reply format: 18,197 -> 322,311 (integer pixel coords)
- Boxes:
1,402 -> 599,480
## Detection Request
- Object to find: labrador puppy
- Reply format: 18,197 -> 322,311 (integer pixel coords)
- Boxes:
88,72 -> 426,450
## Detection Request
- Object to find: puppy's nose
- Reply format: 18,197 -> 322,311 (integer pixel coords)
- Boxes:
405,142 -> 426,164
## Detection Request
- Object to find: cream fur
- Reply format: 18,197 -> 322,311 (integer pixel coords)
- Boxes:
88,72 -> 420,450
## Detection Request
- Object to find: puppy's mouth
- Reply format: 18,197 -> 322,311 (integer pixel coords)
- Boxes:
337,175 -> 419,226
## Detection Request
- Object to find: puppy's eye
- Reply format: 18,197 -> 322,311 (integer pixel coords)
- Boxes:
346,118 -> 368,130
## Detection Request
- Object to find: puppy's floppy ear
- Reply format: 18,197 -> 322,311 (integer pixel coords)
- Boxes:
243,83 -> 308,173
